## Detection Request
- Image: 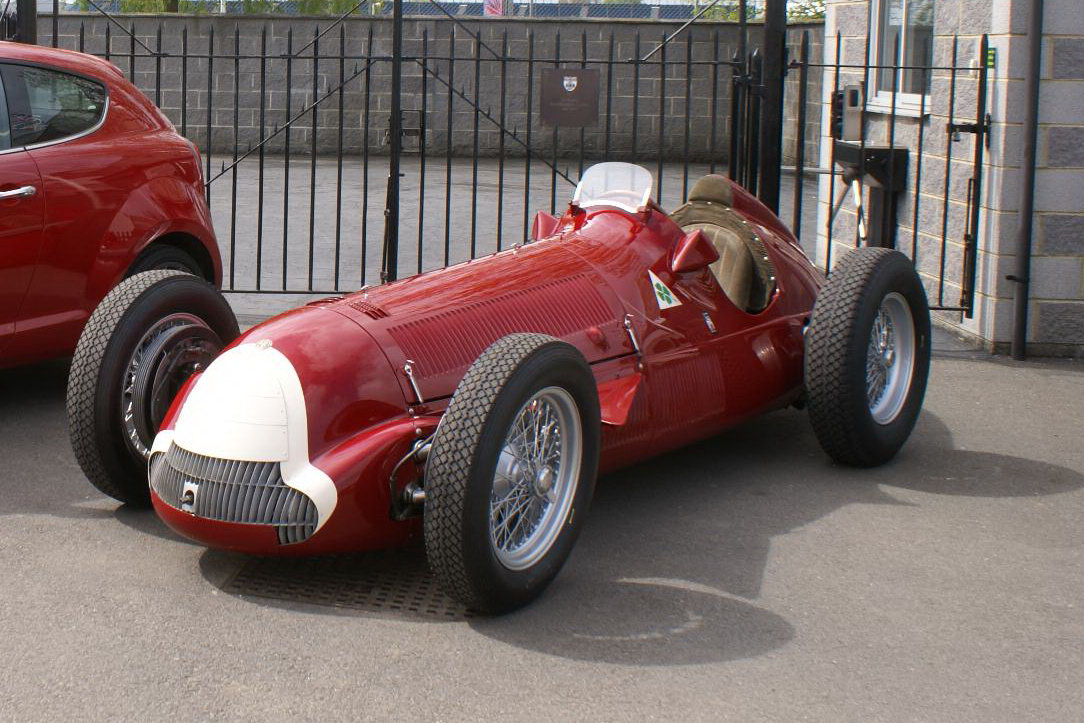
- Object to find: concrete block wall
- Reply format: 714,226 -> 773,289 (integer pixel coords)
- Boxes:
818,0 -> 1083,356
40,13 -> 823,168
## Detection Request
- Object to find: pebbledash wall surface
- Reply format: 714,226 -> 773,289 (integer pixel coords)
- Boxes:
819,0 -> 1084,356
38,14 -> 822,165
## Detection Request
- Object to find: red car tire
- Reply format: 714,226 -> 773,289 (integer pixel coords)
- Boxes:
67,271 -> 238,505
424,333 -> 601,614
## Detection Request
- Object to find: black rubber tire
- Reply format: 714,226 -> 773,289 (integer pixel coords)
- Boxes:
127,245 -> 203,278
67,271 -> 239,505
805,248 -> 931,467
424,333 -> 601,614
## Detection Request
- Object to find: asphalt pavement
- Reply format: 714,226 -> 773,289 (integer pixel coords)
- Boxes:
1,345 -> 1081,722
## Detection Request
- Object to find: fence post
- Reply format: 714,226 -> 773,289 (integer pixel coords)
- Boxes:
382,0 -> 404,282
15,0 -> 37,44
757,0 -> 786,213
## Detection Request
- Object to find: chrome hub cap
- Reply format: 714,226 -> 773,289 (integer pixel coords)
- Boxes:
121,313 -> 221,459
866,292 -> 915,425
489,387 -> 582,571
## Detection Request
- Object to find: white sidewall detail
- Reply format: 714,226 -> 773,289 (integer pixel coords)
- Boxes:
150,342 -> 338,532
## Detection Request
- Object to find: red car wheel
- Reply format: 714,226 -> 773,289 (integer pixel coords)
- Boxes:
66,271 -> 238,505
424,333 -> 601,614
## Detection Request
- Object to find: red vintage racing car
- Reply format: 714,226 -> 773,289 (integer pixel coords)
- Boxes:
68,163 -> 930,613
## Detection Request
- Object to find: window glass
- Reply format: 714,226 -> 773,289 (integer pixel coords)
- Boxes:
4,65 -> 106,147
0,74 -> 10,151
876,0 -> 933,96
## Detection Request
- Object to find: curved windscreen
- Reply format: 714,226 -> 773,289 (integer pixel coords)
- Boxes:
572,162 -> 653,213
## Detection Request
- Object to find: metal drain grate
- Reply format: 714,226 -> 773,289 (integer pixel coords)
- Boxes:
222,547 -> 473,620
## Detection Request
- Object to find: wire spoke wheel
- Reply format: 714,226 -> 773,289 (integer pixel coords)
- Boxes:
121,313 -> 222,459
865,292 -> 915,425
489,387 -> 582,571
423,333 -> 601,614
805,248 -> 931,467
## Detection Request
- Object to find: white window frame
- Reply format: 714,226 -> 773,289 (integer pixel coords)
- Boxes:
866,0 -> 933,118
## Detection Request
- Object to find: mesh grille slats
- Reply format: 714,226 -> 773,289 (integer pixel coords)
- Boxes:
149,444 -> 318,544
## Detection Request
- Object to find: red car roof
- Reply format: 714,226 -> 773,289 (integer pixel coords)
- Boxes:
0,40 -> 125,81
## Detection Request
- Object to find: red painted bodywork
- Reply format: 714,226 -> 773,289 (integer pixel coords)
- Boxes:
152,179 -> 824,556
0,42 -> 220,367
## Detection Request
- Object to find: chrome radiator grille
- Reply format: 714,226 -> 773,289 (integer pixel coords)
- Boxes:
150,444 -> 318,545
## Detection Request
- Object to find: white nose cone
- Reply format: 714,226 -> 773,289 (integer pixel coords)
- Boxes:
174,343 -> 291,462
151,341 -> 337,531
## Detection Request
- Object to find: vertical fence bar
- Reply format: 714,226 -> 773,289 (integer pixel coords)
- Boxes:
128,22 -> 135,82
709,29 -> 719,175
728,50 -> 741,180
180,27 -> 187,138
471,37 -> 481,258
105,24 -> 111,63
911,67 -> 928,265
418,28 -> 429,272
938,36 -> 960,307
496,31 -> 507,250
204,26 -> 213,205
383,0 -> 404,282
632,32 -> 640,164
682,33 -> 692,201
256,26 -> 267,291
334,25 -> 345,289
283,28 -> 293,290
962,34 -> 989,317
229,26 -> 240,290
884,33 -> 900,247
657,32 -> 666,203
792,30 -> 809,241
444,23 -> 455,265
309,27 -> 320,289
155,24 -> 162,107
605,32 -> 614,161
550,31 -> 560,215
856,22 -> 872,247
362,24 -> 372,284
78,22 -> 84,53
824,32 -> 841,272
51,0 -> 58,48
523,30 -> 534,245
578,31 -> 586,179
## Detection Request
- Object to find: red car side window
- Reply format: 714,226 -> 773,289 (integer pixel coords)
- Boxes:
1,64 -> 106,147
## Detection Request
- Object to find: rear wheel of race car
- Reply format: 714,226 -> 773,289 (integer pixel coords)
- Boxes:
424,334 -> 601,614
805,247 -> 931,467
67,271 -> 238,506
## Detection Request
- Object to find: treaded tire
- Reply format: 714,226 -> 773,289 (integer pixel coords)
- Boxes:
67,271 -> 238,505
805,248 -> 931,467
424,333 -> 601,614
127,245 -> 203,278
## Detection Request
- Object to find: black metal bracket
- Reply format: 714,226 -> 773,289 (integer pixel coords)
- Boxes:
948,113 -> 992,148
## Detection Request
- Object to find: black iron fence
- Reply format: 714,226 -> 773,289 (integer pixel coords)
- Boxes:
36,4 -> 985,316
45,12 -> 816,294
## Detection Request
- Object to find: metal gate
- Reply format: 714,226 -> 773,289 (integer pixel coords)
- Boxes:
32,1 -> 987,315
39,1 -> 758,300
732,26 -> 991,316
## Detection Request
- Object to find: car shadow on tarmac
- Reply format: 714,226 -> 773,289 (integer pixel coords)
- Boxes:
5,358 -> 1081,666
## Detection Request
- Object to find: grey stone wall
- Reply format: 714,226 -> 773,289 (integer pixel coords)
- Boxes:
819,0 -> 1084,357
41,13 -> 822,166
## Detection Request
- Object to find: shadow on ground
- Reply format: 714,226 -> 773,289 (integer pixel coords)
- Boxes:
4,357 -> 1081,665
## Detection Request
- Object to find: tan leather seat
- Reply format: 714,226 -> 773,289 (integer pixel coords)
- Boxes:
669,174 -> 777,314
683,222 -> 753,311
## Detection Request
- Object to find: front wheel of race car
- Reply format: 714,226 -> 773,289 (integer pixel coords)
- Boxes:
805,247 -> 931,467
423,333 -> 601,615
67,270 -> 239,506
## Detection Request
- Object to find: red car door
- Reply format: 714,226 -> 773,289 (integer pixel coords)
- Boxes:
1,61 -> 110,360
0,71 -> 45,355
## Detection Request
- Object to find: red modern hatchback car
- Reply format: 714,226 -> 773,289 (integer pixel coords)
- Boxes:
0,42 -> 221,368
